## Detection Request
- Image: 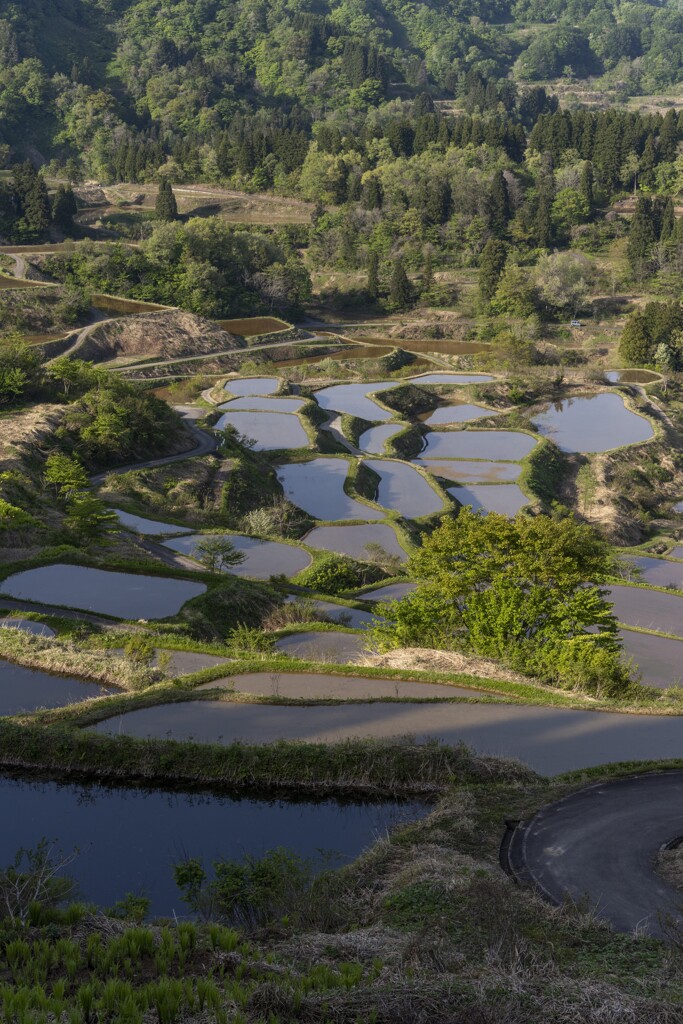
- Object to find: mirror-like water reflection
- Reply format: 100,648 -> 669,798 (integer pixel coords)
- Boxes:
276,459 -> 383,521
214,410 -> 309,450
163,534 -> 312,579
420,431 -> 536,461
303,523 -> 407,561
113,509 -> 192,536
447,484 -> 529,517
224,377 -> 280,396
358,423 -> 403,454
532,393 -> 654,453
413,459 -> 523,483
0,773 -> 426,916
0,660 -> 113,714
0,566 -> 206,620
364,459 -> 445,519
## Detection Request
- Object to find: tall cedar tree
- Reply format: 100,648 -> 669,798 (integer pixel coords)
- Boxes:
627,196 -> 656,275
367,250 -> 379,301
487,171 -> 510,234
156,178 -> 178,221
580,161 -> 594,213
479,239 -> 508,300
52,186 -> 78,232
421,250 -> 434,295
389,257 -> 412,309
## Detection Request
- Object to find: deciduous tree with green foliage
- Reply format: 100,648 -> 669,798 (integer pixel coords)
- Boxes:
372,509 -> 631,695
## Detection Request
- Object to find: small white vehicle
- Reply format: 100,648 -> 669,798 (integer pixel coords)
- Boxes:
570,320 -> 582,327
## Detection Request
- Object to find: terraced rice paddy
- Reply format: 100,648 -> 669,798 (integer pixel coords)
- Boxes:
0,565 -> 206,620
420,430 -> 537,461
276,459 -> 383,520
532,393 -> 654,453
214,409 -> 309,450
303,523 -> 407,560
163,534 -> 312,578
364,459 -> 445,518
447,484 -> 529,516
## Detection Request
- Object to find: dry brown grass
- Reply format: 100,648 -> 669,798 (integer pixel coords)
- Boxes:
0,628 -> 162,690
360,647 -> 533,686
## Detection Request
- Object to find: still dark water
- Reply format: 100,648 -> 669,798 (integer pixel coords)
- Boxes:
0,773 -> 427,916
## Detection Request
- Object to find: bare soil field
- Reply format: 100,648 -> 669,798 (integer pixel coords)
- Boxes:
72,310 -> 245,365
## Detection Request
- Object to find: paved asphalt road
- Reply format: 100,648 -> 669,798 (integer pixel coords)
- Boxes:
507,772 -> 683,935
89,422 -> 217,485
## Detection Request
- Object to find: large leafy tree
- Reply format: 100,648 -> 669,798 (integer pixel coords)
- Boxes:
373,510 -> 630,695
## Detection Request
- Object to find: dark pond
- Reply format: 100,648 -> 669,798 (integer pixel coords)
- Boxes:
313,381 -> 396,420
409,372 -> 493,385
0,565 -> 206,620
219,396 -> 305,413
360,582 -> 417,602
283,597 -> 379,627
0,773 -> 427,916
0,618 -> 55,637
420,403 -> 497,426
0,661 -> 112,714
92,699 -> 683,776
532,393 -> 654,453
113,509 -> 192,537
605,370 -> 660,384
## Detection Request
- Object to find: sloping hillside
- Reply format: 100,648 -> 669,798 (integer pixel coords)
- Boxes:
71,310 -> 246,365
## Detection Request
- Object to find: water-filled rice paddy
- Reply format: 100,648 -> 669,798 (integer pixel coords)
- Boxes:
447,484 -> 529,517
532,393 -> 654,453
420,430 -> 537,461
214,410 -> 309,450
163,534 -> 312,579
303,523 -> 407,560
364,459 -> 445,518
0,565 -> 206,620
276,459 -> 383,520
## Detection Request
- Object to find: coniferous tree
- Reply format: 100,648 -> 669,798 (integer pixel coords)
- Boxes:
487,171 -> 510,234
534,182 -> 554,248
479,239 -> 508,300
420,250 -> 434,295
580,160 -> 594,214
388,257 -> 412,309
627,196 -> 656,275
52,186 -> 78,232
23,175 -> 51,235
367,250 -> 379,301
619,312 -> 653,365
660,197 -> 675,241
155,177 -> 178,221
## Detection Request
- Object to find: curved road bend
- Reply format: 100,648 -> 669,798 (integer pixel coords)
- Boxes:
505,772 -> 683,936
89,421 -> 217,486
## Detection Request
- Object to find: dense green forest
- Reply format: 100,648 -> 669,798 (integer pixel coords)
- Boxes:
2,0 -> 683,182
